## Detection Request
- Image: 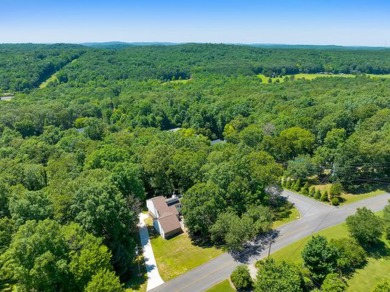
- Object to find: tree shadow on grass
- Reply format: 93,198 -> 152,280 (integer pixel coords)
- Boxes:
365,240 -> 390,260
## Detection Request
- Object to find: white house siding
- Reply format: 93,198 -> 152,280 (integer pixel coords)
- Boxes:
147,200 -> 158,218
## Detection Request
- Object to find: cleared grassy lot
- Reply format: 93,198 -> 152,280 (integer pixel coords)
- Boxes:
367,74 -> 390,79
258,73 -> 356,83
205,279 -> 236,292
150,232 -> 223,281
39,74 -> 58,89
294,73 -> 355,80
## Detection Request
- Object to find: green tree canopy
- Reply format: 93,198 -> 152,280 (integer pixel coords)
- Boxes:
230,265 -> 253,290
301,235 -> 338,283
346,207 -> 383,247
255,259 -> 304,292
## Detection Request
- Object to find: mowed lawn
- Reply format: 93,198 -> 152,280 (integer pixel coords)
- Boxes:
150,232 -> 223,281
341,189 -> 385,204
205,279 -> 236,292
270,213 -> 390,291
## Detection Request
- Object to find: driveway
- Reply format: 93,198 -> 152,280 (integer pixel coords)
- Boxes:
151,191 -> 390,292
138,213 -> 165,291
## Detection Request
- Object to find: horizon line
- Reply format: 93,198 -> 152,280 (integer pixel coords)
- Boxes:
0,41 -> 389,49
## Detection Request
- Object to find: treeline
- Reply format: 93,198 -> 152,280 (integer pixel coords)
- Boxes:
3,43 -> 390,92
58,44 -> 390,85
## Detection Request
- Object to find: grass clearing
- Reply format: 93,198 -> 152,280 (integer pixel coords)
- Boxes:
367,74 -> 390,79
273,206 -> 300,229
205,279 -> 236,292
294,73 -> 355,80
150,232 -> 223,281
258,73 -> 390,84
258,73 -> 356,84
257,74 -> 286,84
39,74 -> 58,89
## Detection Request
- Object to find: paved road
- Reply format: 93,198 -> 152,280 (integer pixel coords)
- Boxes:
151,191 -> 390,292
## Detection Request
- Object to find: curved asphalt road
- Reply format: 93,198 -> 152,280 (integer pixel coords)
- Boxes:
151,191 -> 390,292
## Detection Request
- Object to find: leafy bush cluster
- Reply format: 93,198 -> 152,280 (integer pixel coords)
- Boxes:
283,179 -> 343,205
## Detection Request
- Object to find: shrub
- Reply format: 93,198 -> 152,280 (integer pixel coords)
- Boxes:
314,190 -> 321,200
320,193 -> 328,202
301,182 -> 310,195
255,259 -> 304,292
330,182 -> 343,198
230,265 -> 253,290
329,238 -> 366,275
383,201 -> 390,240
331,198 -> 339,206
293,178 -> 301,191
321,273 -> 347,292
309,187 -> 315,197
346,207 -> 383,247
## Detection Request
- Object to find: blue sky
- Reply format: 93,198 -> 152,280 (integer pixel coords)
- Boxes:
1,0 -> 390,46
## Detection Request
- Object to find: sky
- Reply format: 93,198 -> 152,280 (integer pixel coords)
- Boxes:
1,0 -> 390,46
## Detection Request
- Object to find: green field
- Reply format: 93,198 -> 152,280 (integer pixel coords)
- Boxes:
294,73 -> 355,80
258,73 -> 390,84
270,213 -> 390,291
150,232 -> 223,281
205,280 -> 236,292
258,73 -> 356,84
39,74 -> 58,89
367,74 -> 390,79
257,74 -> 287,83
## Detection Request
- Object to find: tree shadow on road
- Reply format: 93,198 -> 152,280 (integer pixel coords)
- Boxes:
230,230 -> 280,263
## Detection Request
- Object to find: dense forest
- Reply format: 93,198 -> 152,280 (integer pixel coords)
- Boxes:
0,43 -> 389,291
